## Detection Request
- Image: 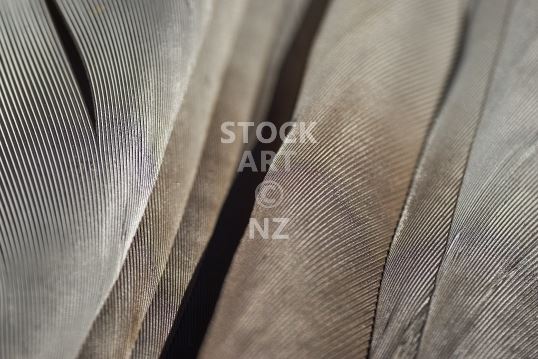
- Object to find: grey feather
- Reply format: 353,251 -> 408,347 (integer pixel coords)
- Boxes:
0,0 -> 210,357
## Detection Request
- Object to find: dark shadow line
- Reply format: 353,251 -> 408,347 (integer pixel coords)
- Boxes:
432,5 -> 471,119
44,0 -> 97,134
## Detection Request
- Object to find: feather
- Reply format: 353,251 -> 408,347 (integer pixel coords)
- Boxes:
198,0 -> 465,357
77,0 -> 248,357
132,1 -> 311,356
0,0 -> 209,357
371,0 -> 512,356
372,0 -> 538,357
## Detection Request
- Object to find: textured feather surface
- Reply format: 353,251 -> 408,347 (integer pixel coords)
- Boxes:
372,0 -> 538,357
417,0 -> 538,356
0,0 -> 210,357
371,0 -> 512,357
132,1 -> 310,356
199,0 -> 465,357
77,0 -> 246,357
